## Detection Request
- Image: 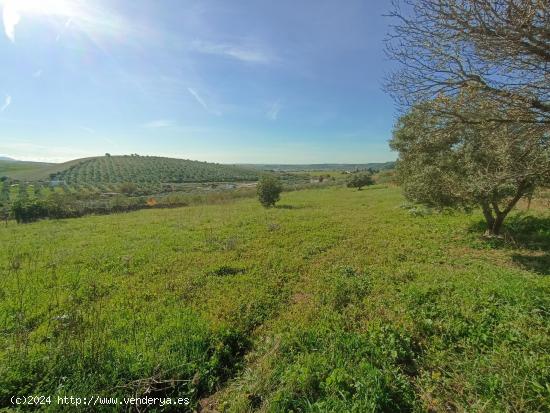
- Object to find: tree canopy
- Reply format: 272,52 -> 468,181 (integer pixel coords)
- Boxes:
347,173 -> 375,190
390,86 -> 550,235
257,175 -> 283,208
385,0 -> 550,125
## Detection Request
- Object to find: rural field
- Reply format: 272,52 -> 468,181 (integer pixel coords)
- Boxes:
1,0 -> 549,411
1,185 -> 548,412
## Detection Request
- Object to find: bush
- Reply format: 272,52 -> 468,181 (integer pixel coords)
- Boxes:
118,182 -> 137,195
346,173 -> 374,190
11,199 -> 48,223
257,175 -> 283,208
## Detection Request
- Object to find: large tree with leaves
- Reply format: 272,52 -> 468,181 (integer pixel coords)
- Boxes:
385,0 -> 550,125
390,86 -> 549,235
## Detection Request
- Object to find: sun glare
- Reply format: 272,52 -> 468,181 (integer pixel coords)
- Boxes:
1,0 -> 81,41
4,0 -> 74,15
1,0 -> 126,46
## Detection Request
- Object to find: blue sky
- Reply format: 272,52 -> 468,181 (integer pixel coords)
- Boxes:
0,0 -> 397,163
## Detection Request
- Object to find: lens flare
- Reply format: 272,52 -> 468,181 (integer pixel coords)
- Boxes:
1,0 -> 79,41
0,0 -> 129,46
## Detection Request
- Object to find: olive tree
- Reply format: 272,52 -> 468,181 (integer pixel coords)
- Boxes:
385,0 -> 550,125
347,173 -> 375,190
257,175 -> 283,208
390,87 -> 550,235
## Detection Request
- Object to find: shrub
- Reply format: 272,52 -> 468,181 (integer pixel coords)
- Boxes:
257,175 -> 283,208
118,182 -> 137,195
11,199 -> 48,223
346,173 -> 374,190
390,89 -> 550,236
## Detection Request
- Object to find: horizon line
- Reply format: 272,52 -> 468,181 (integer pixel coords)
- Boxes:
1,153 -> 396,165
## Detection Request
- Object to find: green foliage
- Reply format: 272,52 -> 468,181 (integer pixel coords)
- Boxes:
346,173 -> 375,190
6,185 -> 267,224
375,169 -> 398,185
390,87 -> 550,235
256,175 -> 283,208
118,181 -> 137,195
51,155 -> 259,186
0,160 -> 52,180
10,199 -> 48,223
261,322 -> 417,412
0,187 -> 548,411
9,192 -> 147,223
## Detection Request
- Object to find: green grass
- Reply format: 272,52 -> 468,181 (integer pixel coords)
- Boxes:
0,186 -> 548,412
0,160 -> 53,180
1,158 -> 106,181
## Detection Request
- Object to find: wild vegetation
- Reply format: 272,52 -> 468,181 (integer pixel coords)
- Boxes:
0,160 -> 52,179
386,0 -> 550,236
1,186 -> 548,412
4,186 -> 260,224
256,176 -> 283,208
2,1 -> 548,411
0,157 -> 359,224
346,173 -> 375,191
390,87 -> 549,235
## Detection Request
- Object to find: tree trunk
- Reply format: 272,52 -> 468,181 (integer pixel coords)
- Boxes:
482,184 -> 527,236
480,200 -> 495,235
491,213 -> 506,236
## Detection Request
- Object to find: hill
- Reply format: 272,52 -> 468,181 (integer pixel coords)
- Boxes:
1,186 -> 547,411
0,159 -> 53,179
2,156 -> 396,184
2,155 -> 260,183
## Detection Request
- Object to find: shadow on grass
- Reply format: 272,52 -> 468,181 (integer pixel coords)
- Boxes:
469,214 -> 550,250
469,214 -> 550,275
275,204 -> 305,210
366,185 -> 388,190
511,253 -> 550,276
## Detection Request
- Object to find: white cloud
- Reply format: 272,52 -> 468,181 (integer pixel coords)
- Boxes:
267,101 -> 282,120
142,119 -> 175,128
187,87 -> 208,111
191,40 -> 272,64
2,1 -> 20,42
0,95 -> 11,112
187,87 -> 221,115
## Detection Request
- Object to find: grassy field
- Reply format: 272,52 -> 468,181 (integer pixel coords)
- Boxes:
0,186 -> 548,412
1,158 -> 107,181
0,160 -> 53,180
